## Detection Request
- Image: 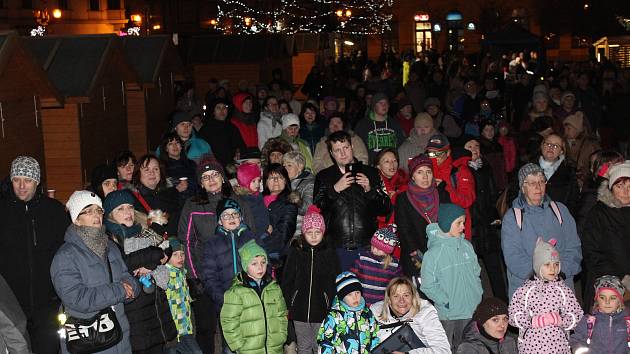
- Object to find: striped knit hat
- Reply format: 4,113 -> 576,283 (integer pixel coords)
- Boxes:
336,271 -> 362,299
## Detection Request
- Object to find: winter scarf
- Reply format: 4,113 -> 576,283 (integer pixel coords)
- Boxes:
74,224 -> 109,259
539,155 -> 565,180
406,181 -> 439,223
380,170 -> 408,199
104,220 -> 142,243
263,194 -> 278,208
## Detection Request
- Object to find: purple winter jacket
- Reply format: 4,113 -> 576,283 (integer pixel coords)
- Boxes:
570,309 -> 630,354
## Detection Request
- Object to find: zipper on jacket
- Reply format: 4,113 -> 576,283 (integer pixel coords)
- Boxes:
231,232 -> 237,275
307,248 -> 314,323
25,204 -> 35,311
256,288 -> 269,354
31,218 -> 38,246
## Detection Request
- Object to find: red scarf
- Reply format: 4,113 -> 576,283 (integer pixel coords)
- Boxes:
378,170 -> 408,229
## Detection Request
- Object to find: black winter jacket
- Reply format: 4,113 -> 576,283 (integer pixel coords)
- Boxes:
281,241 -> 339,323
469,160 -> 500,254
542,159 -> 579,213
263,192 -> 298,259
581,184 -> 630,311
198,118 -> 246,167
313,162 -> 390,249
0,187 -> 69,316
122,243 -> 177,350
394,191 -> 430,277
133,185 -> 182,237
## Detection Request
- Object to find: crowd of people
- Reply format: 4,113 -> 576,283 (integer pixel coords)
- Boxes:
1,48 -> 630,354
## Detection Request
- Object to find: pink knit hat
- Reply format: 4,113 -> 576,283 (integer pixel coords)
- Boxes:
302,205 -> 325,234
371,224 -> 399,254
237,163 -> 261,189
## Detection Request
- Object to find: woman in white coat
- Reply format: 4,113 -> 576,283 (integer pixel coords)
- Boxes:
370,277 -> 451,354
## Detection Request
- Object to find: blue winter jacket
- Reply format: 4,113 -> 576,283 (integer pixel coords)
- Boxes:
420,223 -> 483,320
501,193 -> 582,298
570,309 -> 630,354
50,225 -> 141,354
201,225 -> 256,310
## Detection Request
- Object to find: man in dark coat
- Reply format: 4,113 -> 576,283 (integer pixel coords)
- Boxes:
0,156 -> 69,354
313,131 -> 391,270
198,98 -> 247,167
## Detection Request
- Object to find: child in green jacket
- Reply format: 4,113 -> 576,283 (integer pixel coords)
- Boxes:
420,203 -> 483,351
220,240 -> 288,354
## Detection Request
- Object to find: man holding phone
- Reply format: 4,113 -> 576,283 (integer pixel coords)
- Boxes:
313,131 -> 391,270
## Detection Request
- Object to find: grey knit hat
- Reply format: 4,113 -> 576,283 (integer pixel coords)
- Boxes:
533,238 -> 560,279
10,156 -> 40,184
518,163 -> 545,188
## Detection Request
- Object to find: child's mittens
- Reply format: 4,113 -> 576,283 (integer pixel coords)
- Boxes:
531,312 -> 561,328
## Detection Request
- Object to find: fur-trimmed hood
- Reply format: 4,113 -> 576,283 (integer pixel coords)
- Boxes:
598,182 -> 626,208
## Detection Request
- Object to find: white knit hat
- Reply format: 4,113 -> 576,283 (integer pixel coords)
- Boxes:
608,161 -> 630,189
66,190 -> 102,222
281,113 -> 300,130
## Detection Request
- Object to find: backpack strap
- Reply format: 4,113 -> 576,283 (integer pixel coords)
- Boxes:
549,200 -> 563,225
586,315 -> 596,345
513,208 -> 523,231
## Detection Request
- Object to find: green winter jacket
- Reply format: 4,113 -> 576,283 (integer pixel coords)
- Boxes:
420,223 -> 482,320
220,272 -> 288,354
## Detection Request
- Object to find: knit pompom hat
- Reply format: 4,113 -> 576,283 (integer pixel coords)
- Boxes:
301,205 -> 325,235
371,224 -> 398,254
236,163 -> 261,190
66,190 -> 102,222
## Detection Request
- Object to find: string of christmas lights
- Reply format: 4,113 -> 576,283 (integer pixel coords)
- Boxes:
215,0 -> 392,35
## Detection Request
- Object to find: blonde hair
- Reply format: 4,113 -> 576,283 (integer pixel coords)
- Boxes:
378,277 -> 422,322
382,254 -> 393,269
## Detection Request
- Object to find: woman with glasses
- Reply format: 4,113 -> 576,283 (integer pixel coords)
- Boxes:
261,163 -> 299,268
537,133 -> 579,212
177,155 -> 258,353
102,190 -> 177,352
51,191 -> 140,353
501,163 -> 582,298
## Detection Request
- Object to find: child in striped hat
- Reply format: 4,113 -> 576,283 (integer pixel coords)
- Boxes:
317,271 -> 380,354
351,225 -> 402,306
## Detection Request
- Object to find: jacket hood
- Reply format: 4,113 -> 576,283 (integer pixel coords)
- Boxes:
234,185 -> 256,196
461,320 -> 502,349
426,223 -> 463,248
597,182 -> 626,208
407,128 -> 434,145
232,92 -> 252,113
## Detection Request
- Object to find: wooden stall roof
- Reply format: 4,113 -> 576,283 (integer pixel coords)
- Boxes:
187,34 -> 294,64
0,32 -> 63,107
593,36 -> 630,46
122,36 -> 183,86
25,34 -> 140,103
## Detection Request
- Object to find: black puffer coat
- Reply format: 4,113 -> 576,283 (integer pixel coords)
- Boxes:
313,161 -> 391,249
281,241 -> 339,323
264,192 -> 299,258
122,244 -> 177,350
581,184 -> 630,311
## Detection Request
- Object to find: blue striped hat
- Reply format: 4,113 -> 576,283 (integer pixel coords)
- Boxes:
336,271 -> 362,299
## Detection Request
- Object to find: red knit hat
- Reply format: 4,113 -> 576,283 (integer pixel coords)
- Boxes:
301,205 -> 325,234
237,163 -> 261,190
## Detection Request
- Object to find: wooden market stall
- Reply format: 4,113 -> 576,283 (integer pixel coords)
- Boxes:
26,34 -> 139,201
0,32 -> 62,184
123,35 -> 183,156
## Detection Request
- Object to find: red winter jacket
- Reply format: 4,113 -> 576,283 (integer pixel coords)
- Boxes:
432,155 -> 476,239
231,93 -> 258,148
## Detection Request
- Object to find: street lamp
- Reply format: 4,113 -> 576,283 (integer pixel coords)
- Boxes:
32,1 -> 62,36
336,8 -> 352,59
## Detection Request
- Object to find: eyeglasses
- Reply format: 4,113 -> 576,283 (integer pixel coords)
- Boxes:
543,142 -> 562,150
220,212 -> 241,220
523,180 -> 547,188
79,207 -> 104,217
201,172 -> 221,181
427,150 -> 447,158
